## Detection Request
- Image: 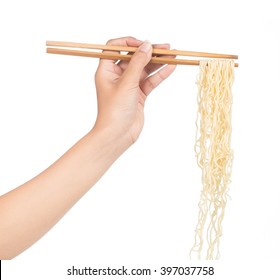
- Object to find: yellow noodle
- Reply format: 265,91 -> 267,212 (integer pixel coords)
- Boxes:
190,60 -> 234,260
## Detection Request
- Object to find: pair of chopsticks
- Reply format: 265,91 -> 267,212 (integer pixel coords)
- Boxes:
46,41 -> 239,67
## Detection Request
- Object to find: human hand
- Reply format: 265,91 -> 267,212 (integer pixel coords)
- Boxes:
93,36 -> 176,147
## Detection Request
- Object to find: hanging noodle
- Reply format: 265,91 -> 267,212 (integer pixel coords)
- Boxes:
190,60 -> 235,260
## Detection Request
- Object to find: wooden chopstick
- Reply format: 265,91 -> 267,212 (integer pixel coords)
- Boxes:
47,41 -> 238,59
46,41 -> 239,67
47,47 -> 207,66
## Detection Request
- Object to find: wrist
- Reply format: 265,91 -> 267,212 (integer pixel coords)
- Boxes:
89,125 -> 132,158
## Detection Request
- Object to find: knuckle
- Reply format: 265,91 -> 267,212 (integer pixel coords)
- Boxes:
106,39 -> 115,45
94,68 -> 102,82
106,36 -> 136,46
126,36 -> 136,41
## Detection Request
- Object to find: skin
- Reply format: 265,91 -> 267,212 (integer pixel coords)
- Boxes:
0,36 -> 176,259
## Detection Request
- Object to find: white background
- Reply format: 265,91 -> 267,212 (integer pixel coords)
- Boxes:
1,0 -> 280,279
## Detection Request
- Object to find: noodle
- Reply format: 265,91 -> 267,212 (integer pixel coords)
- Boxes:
190,60 -> 235,260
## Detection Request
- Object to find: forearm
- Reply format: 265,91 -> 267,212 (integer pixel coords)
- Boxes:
0,127 -> 129,259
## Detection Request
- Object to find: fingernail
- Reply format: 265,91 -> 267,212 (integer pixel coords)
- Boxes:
139,40 -> 152,53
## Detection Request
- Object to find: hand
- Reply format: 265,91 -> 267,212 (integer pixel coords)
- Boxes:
93,36 -> 176,147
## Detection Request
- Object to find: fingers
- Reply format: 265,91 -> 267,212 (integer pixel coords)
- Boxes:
96,37 -> 176,96
98,36 -> 143,68
117,43 -> 172,77
140,64 -> 177,97
143,43 -> 171,75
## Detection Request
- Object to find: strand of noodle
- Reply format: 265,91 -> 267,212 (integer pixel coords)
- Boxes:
190,59 -> 234,260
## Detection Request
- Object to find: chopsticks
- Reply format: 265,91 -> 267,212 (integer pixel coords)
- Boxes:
46,41 -> 239,67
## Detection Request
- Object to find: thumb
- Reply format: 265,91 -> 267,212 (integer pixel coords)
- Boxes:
122,41 -> 152,84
